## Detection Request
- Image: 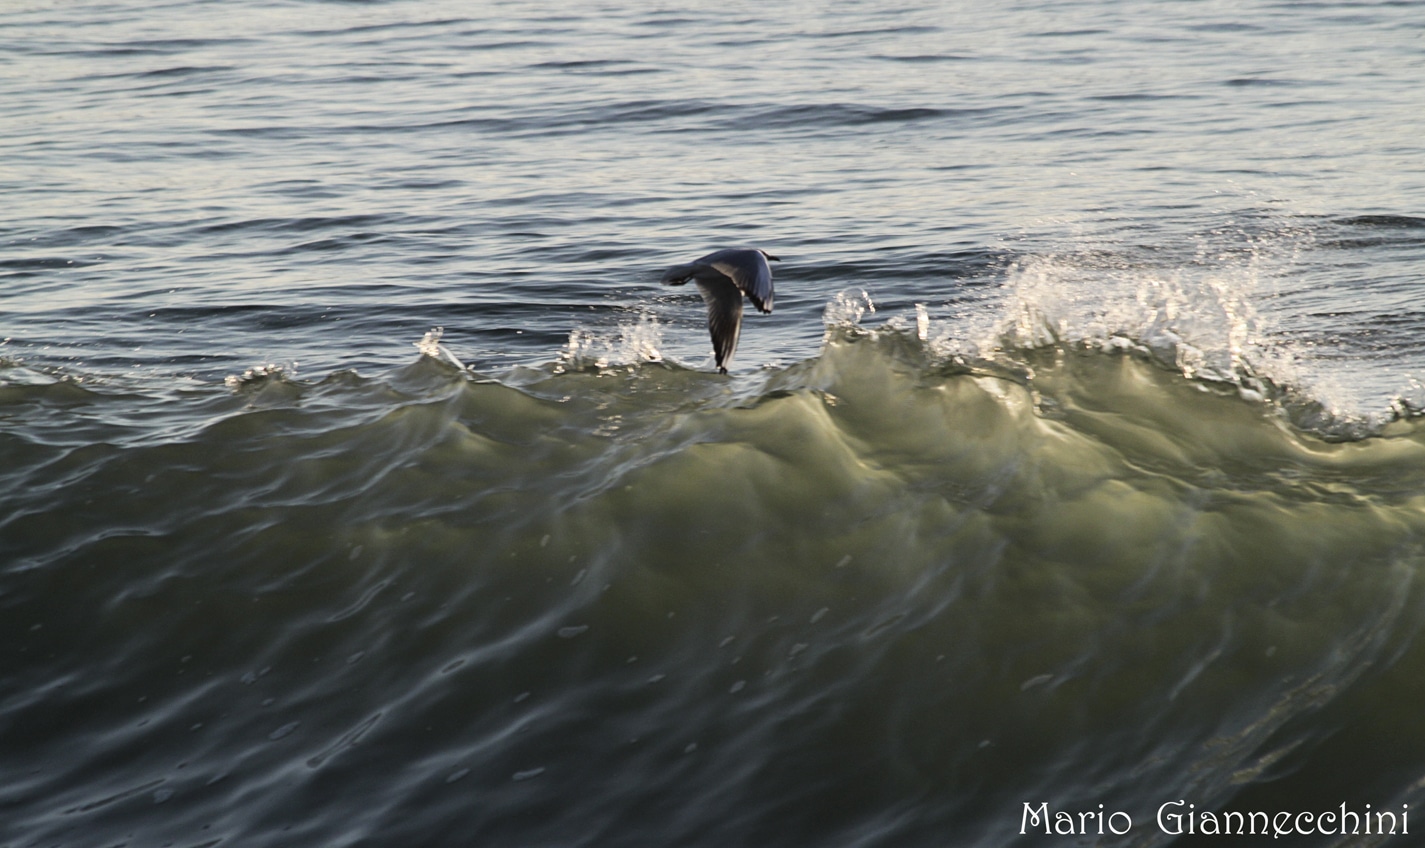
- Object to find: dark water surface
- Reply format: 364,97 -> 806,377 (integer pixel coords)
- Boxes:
5,2 -> 1425,846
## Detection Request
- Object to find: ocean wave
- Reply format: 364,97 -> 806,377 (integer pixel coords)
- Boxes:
6,332 -> 1425,846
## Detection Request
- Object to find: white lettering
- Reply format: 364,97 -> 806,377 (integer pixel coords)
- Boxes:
1021,802 -> 1050,835
1341,804 -> 1360,834
1319,811 -> 1336,834
1158,800 -> 1184,835
1078,811 -> 1097,834
1199,811 -> 1219,835
1375,811 -> 1398,835
1247,811 -> 1269,834
1021,802 -> 1412,839
1107,811 -> 1132,835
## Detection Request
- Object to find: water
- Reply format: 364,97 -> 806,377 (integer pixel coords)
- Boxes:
4,1 -> 1425,845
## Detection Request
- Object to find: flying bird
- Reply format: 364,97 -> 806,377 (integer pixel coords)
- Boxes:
660,247 -> 778,374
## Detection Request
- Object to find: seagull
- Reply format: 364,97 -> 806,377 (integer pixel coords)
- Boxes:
660,247 -> 778,374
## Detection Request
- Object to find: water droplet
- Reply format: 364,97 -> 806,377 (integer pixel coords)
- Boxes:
810,608 -> 829,624
446,768 -> 470,784
729,680 -> 746,693
557,625 -> 588,639
269,722 -> 299,740
512,767 -> 545,781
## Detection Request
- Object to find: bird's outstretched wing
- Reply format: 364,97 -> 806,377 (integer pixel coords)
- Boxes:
697,248 -> 774,313
695,277 -> 744,373
660,262 -> 701,286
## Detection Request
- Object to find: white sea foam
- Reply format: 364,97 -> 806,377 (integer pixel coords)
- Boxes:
822,288 -> 876,329
945,223 -> 1401,433
414,327 -> 467,370
558,313 -> 664,371
224,362 -> 296,389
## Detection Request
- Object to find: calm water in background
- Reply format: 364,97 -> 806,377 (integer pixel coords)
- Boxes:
4,1 -> 1425,846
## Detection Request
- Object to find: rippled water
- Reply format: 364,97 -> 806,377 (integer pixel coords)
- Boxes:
4,1 -> 1425,846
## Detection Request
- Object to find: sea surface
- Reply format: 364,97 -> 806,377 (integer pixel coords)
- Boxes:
4,1 -> 1425,846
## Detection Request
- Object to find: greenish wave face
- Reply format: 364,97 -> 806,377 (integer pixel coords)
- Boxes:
6,332 -> 1425,846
